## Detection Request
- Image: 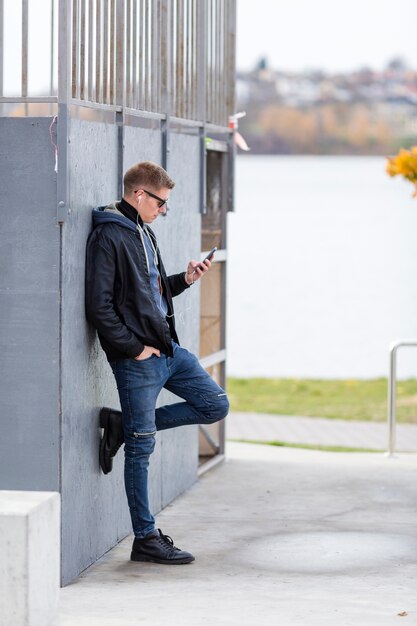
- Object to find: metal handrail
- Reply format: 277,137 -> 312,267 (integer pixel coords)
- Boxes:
387,339 -> 417,456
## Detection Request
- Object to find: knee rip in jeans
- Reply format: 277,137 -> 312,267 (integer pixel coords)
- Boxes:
207,392 -> 230,422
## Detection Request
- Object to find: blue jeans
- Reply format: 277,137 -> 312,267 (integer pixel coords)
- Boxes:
110,340 -> 229,538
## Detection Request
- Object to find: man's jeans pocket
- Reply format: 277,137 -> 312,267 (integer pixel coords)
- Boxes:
131,353 -> 156,363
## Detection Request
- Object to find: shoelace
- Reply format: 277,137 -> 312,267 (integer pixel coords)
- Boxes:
157,529 -> 180,555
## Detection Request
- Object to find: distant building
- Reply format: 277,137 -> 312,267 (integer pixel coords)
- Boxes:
235,59 -> 417,154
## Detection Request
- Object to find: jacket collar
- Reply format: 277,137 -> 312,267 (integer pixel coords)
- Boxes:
118,197 -> 144,228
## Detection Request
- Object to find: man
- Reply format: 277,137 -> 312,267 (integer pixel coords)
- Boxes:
85,161 -> 229,565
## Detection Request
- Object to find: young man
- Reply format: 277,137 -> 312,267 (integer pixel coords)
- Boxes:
85,161 -> 229,565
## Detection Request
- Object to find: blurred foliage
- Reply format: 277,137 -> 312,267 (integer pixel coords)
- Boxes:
386,146 -> 417,198
239,102 -> 399,155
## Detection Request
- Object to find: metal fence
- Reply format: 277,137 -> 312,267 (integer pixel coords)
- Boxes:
0,0 -> 235,127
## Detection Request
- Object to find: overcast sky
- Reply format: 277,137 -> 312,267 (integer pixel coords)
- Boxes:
2,0 -> 416,96
236,0 -> 417,73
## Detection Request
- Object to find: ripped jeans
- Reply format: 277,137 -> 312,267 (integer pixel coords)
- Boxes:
110,340 -> 229,538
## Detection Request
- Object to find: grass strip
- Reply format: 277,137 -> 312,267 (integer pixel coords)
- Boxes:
227,377 -> 417,423
227,438 -> 385,454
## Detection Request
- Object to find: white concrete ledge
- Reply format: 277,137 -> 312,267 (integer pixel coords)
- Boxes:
0,490 -> 60,626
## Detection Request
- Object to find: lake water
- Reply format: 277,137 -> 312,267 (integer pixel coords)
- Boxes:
226,155 -> 417,379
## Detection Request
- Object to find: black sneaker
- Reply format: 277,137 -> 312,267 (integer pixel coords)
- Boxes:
131,529 -> 195,564
99,407 -> 125,474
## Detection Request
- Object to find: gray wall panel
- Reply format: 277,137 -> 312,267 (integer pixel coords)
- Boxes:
123,129 -> 201,510
123,125 -> 162,171
154,132 -> 201,352
154,133 -> 202,506
0,116 -> 203,586
0,117 -> 60,491
122,125 -> 164,517
161,424 -> 198,508
61,117 -> 129,585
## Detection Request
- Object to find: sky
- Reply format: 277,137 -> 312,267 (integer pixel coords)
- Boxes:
236,0 -> 417,73
2,0 -> 416,96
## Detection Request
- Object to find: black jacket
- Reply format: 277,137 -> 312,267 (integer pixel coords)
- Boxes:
85,202 -> 190,362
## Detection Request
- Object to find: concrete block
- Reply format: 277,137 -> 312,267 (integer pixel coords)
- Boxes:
0,491 -> 60,626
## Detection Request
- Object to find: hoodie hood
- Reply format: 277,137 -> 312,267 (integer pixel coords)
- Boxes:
92,202 -> 137,232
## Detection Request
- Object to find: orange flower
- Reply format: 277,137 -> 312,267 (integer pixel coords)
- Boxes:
386,146 -> 417,198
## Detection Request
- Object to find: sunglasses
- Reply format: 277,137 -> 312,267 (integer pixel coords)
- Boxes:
137,188 -> 169,212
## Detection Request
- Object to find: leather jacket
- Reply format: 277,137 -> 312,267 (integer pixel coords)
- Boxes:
85,202 -> 190,362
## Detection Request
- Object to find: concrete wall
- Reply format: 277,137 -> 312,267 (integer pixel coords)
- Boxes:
122,124 -> 202,512
61,114 -> 125,585
0,113 -> 203,585
0,117 -> 60,490
151,129 -> 201,507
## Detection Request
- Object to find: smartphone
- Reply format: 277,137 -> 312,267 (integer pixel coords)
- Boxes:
196,246 -> 217,271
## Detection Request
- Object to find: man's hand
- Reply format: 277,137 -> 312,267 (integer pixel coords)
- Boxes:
185,258 -> 212,285
134,345 -> 161,360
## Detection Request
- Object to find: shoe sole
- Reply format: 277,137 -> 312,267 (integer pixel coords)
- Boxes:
99,408 -> 112,475
131,552 -> 195,565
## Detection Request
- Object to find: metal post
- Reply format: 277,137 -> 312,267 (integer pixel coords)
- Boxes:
160,0 -> 171,170
115,0 -> 124,199
109,0 -> 115,105
50,0 -> 55,97
79,0 -> 85,100
132,0 -> 137,109
95,0 -> 102,103
103,0 -> 109,103
138,0 -> 143,110
116,114 -> 123,199
190,0 -> 196,119
215,0 -> 220,125
176,0 -> 183,118
226,0 -> 236,120
219,147 -> 229,456
151,0 -> 159,112
115,0 -> 124,108
143,0 -> 149,111
72,0 -> 79,98
0,0 -> 3,99
227,126 -> 235,212
22,0 -> 28,97
125,0 -> 131,108
57,0 -> 72,224
185,0 -> 190,118
387,340 -> 417,457
387,345 -> 397,456
87,0 -> 93,102
197,0 -> 207,213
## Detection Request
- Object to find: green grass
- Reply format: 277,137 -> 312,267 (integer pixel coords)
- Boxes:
227,377 -> 417,423
227,438 -> 384,454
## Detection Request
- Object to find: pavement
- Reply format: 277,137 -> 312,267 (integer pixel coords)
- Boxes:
59,441 -> 417,626
226,411 -> 417,452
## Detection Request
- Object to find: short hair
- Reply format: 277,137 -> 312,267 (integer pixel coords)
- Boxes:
123,161 -> 175,195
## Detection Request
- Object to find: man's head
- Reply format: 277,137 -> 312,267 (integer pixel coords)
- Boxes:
123,161 -> 175,224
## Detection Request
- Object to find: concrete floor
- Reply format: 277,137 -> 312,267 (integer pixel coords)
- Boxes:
59,442 -> 417,626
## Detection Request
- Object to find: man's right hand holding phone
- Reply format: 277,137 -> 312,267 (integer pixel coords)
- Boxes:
184,246 -> 217,286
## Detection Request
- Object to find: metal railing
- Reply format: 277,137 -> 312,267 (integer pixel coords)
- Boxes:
0,0 -> 236,127
387,339 -> 417,456
0,0 -> 57,109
